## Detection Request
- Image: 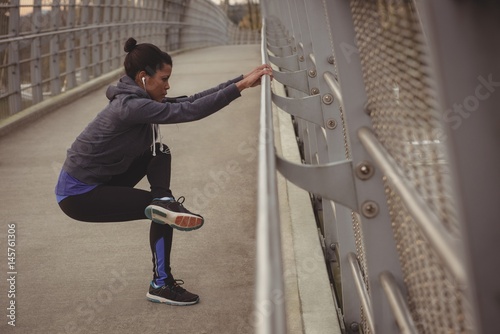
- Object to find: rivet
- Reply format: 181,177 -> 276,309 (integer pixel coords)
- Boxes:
327,55 -> 335,64
355,161 -> 374,180
350,322 -> 360,332
361,201 -> 379,218
322,94 -> 333,105
330,243 -> 336,251
308,69 -> 317,78
299,55 -> 304,62
326,118 -> 337,129
310,87 -> 320,95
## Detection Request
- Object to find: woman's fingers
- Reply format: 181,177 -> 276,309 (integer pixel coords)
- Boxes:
244,64 -> 272,78
239,64 -> 273,90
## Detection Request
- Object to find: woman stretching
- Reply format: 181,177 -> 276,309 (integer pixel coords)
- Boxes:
55,38 -> 272,306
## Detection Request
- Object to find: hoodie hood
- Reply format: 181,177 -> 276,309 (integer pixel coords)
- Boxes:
106,75 -> 149,101
105,75 -> 163,156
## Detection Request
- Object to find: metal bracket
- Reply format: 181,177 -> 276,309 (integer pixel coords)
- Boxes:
272,92 -> 324,127
267,43 -> 294,57
275,155 -> 359,212
323,71 -> 343,107
272,69 -> 310,94
268,54 -> 300,71
267,37 -> 290,47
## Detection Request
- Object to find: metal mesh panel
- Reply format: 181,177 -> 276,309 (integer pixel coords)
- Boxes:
349,0 -> 459,235
351,212 -> 371,334
352,212 -> 369,287
349,0 -> 471,332
385,184 -> 474,333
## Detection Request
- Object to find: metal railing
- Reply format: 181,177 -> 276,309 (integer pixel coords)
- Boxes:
0,0 -> 260,120
257,0 -> 500,333
254,20 -> 287,334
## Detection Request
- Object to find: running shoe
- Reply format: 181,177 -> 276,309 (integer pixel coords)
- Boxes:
146,280 -> 200,306
144,196 -> 204,231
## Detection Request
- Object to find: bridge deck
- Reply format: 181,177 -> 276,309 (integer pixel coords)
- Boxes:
0,45 -> 267,334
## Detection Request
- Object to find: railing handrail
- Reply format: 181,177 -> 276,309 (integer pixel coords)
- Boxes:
254,19 -> 287,334
0,21 -> 226,45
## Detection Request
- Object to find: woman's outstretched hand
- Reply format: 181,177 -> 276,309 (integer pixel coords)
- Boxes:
236,64 -> 273,92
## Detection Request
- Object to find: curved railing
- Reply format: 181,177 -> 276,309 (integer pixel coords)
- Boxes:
0,0 -> 258,121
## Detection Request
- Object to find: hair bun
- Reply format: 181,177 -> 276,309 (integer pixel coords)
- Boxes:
124,38 -> 138,53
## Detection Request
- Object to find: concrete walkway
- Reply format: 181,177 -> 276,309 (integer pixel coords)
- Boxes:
0,45 -> 265,334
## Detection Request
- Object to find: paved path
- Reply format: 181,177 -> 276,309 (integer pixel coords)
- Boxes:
0,45 -> 264,334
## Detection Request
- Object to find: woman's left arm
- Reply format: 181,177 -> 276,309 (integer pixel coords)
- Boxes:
162,64 -> 272,103
162,76 -> 243,103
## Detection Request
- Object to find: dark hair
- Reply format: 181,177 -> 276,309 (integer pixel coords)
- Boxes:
123,38 -> 172,79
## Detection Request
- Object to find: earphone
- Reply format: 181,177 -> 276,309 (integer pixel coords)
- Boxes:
142,77 -> 146,87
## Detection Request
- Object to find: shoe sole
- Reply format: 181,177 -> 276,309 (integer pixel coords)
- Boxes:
144,205 -> 204,231
146,292 -> 200,306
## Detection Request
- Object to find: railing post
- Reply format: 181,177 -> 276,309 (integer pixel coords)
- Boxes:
120,0 -> 130,52
165,0 -> 182,50
110,0 -> 121,69
49,0 -> 62,95
8,0 -> 21,114
31,0 -> 43,103
91,0 -> 102,78
102,0 -> 112,74
80,0 -> 90,83
65,0 -> 77,91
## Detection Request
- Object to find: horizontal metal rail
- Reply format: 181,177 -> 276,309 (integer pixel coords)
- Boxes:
308,53 -> 316,66
323,71 -> 343,110
254,20 -> 287,334
0,20 -> 226,101
380,272 -> 418,334
0,21 -> 223,45
347,252 -> 375,334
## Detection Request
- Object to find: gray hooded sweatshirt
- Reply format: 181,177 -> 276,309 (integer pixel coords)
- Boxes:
62,74 -> 242,185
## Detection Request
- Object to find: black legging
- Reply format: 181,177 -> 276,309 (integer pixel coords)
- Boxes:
59,143 -> 176,285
